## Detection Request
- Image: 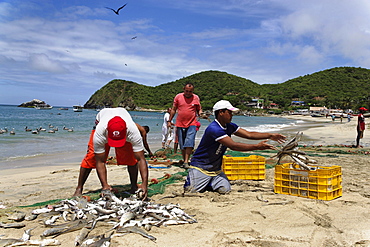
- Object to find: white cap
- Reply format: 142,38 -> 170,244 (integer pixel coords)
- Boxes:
213,100 -> 239,114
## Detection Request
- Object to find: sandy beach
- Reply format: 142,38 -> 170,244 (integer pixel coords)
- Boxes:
1,115 -> 370,246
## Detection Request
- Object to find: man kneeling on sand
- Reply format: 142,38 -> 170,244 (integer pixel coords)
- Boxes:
184,100 -> 286,194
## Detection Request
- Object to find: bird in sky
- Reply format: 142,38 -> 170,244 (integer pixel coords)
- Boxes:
105,4 -> 127,15
131,36 -> 137,40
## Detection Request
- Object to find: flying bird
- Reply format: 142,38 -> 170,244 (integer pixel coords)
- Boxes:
105,3 -> 127,15
131,36 -> 137,40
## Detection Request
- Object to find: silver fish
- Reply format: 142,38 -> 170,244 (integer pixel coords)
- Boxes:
80,234 -> 105,247
162,219 -> 189,227
116,226 -> 156,242
113,211 -> 135,229
0,238 -> 23,246
94,207 -> 116,215
272,132 -> 317,170
0,222 -> 25,228
41,220 -> 86,237
144,224 -> 152,231
44,215 -> 60,225
7,211 -> 26,222
25,214 -> 37,221
85,231 -> 113,247
91,215 -> 111,230
62,211 -> 69,221
75,227 -> 91,246
21,227 -> 36,241
41,227 -> 69,238
22,239 -> 61,246
31,208 -> 52,215
146,212 -> 166,220
143,209 -> 171,218
170,207 -> 197,223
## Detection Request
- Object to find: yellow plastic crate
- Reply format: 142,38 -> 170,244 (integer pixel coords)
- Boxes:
274,163 -> 342,201
222,155 -> 266,180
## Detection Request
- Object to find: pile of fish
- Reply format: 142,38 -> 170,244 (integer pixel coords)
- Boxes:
0,192 -> 197,246
272,132 -> 317,170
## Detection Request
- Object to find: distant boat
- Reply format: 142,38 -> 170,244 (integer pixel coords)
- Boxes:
311,111 -> 325,117
59,107 -> 69,110
73,105 -> 83,112
311,113 -> 324,117
326,109 -> 350,118
34,104 -> 53,110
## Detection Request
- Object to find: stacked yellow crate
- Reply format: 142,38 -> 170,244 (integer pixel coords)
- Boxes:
274,163 -> 342,200
222,155 -> 266,180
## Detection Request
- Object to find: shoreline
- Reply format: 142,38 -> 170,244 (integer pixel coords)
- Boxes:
1,114 -> 370,246
1,114 -> 364,171
276,114 -> 368,147
0,114 -> 365,179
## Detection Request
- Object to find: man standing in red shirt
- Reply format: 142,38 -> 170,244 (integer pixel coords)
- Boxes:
356,107 -> 367,148
168,83 -> 203,168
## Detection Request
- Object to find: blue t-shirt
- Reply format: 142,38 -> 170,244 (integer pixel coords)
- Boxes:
190,120 -> 239,171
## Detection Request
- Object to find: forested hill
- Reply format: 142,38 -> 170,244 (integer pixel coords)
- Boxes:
84,67 -> 370,111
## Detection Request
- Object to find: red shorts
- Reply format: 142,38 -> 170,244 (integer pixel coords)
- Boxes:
81,129 -> 138,169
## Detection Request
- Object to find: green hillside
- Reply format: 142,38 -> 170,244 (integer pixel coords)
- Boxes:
84,67 -> 370,111
261,67 -> 370,110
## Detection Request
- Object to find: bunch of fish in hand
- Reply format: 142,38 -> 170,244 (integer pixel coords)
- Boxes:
272,132 -> 317,170
0,190 -> 197,246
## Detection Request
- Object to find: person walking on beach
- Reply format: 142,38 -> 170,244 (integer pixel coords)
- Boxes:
167,83 -> 204,168
184,100 -> 286,194
72,108 -> 149,200
355,107 -> 367,148
162,108 -> 174,148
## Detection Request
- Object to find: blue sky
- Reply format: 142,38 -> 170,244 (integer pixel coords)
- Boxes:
1,0 -> 370,106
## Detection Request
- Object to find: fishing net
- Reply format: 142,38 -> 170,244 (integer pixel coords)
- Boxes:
20,171 -> 188,208
20,199 -> 65,208
152,147 -> 183,161
147,171 -> 188,197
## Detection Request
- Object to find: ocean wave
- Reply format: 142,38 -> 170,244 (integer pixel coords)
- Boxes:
242,125 -> 286,133
241,122 -> 299,133
4,153 -> 46,161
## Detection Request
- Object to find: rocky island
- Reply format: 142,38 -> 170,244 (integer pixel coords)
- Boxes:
18,99 -> 52,108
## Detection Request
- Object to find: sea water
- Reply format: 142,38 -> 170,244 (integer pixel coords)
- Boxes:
0,105 -> 310,169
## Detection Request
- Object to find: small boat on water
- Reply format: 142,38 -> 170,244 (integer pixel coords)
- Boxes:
311,112 -> 325,117
34,104 -> 53,110
59,107 -> 68,110
73,105 -> 83,112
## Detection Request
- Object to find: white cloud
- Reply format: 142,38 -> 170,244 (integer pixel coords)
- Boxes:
276,0 -> 370,64
28,53 -> 68,73
0,2 -> 13,19
94,71 -> 117,79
